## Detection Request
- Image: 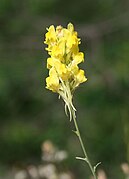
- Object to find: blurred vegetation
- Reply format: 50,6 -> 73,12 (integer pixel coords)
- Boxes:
0,0 -> 129,178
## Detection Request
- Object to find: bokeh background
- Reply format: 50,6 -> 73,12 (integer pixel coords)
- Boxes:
0,0 -> 129,178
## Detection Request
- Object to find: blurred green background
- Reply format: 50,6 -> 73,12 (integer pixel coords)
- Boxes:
0,0 -> 129,178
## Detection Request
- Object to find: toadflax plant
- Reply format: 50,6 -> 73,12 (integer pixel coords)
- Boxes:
44,23 -> 99,179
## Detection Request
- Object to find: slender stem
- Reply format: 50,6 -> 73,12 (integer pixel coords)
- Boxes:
61,82 -> 98,178
72,110 -> 97,179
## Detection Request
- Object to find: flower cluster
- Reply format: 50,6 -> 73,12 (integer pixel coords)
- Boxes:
44,23 -> 87,92
44,23 -> 87,120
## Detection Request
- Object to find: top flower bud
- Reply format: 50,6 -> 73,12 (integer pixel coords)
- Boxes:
44,23 -> 87,93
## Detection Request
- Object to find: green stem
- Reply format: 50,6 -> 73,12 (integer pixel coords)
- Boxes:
72,110 -> 98,179
61,81 -> 98,178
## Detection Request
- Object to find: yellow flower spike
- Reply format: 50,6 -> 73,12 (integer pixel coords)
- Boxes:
45,23 -> 86,120
45,23 -> 87,94
44,23 -> 87,119
44,23 -> 99,179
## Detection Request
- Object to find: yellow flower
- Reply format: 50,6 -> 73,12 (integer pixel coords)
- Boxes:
51,42 -> 65,58
76,69 -> 87,84
44,23 -> 87,93
55,62 -> 70,81
44,25 -> 57,45
46,67 -> 60,92
72,52 -> 84,65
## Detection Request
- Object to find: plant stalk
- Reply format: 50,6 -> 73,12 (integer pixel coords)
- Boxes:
72,110 -> 98,179
61,82 -> 98,179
